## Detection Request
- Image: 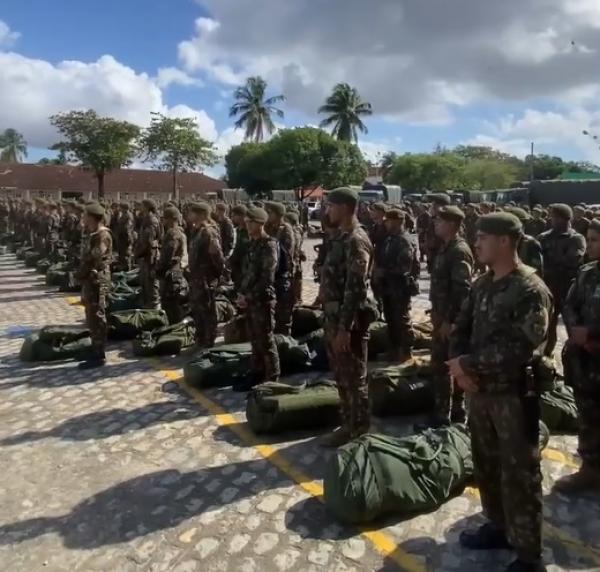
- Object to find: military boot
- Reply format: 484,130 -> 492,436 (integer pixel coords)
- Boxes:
552,465 -> 600,493
319,427 -> 351,448
459,523 -> 512,550
505,558 -> 546,572
78,350 -> 106,370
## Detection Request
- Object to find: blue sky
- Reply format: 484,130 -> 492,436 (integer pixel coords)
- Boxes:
1,0 -> 600,172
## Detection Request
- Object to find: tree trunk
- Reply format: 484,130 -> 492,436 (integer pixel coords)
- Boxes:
172,167 -> 179,201
97,171 -> 105,201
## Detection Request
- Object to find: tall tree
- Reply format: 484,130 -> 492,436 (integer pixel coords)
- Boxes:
140,112 -> 218,200
229,76 -> 286,142
0,128 -> 28,163
50,110 -> 140,199
318,83 -> 373,142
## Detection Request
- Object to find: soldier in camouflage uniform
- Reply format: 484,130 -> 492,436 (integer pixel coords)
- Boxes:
507,208 -> 544,275
572,205 -> 590,238
187,202 -> 225,348
425,193 -> 451,272
0,199 -> 8,234
265,202 -> 296,335
158,206 -> 189,324
416,204 -> 431,263
229,205 -> 250,292
116,202 -> 135,271
75,202 -> 113,369
45,202 -> 61,260
237,207 -> 280,386
428,206 -> 474,426
379,209 -> 416,362
284,210 -> 306,304
214,202 -> 235,282
448,212 -> 552,572
135,199 -> 162,309
319,188 -> 374,448
524,206 -> 546,238
368,203 -> 388,311
538,204 -> 586,356
554,219 -> 600,493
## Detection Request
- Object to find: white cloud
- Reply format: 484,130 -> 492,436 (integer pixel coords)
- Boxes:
0,20 -> 20,47
155,66 -> 203,89
358,139 -> 401,163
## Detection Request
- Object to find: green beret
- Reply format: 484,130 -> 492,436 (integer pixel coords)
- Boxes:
327,187 -> 359,206
550,203 -> 573,220
142,199 -> 157,212
163,206 -> 181,220
189,201 -> 211,215
430,193 -> 451,206
437,205 -> 465,223
476,213 -> 523,237
506,207 -> 530,222
574,205 -> 585,213
246,206 -> 268,224
284,211 -> 299,225
384,208 -> 405,221
532,205 -> 543,213
370,202 -> 388,213
232,205 -> 247,217
588,219 -> 600,233
85,202 -> 105,218
265,201 -> 285,217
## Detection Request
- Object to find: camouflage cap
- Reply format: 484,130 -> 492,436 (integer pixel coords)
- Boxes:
246,206 -> 268,224
370,202 -> 388,213
265,201 -> 286,216
142,198 -> 157,212
119,201 -> 130,209
188,201 -> 211,215
163,206 -> 181,220
327,187 -> 359,206
506,207 -> 531,222
550,203 -> 573,220
231,205 -> 248,217
589,219 -> 600,233
574,204 -> 586,213
437,205 -> 465,223
383,208 -> 405,221
476,213 -> 523,237
532,205 -> 543,213
284,211 -> 299,225
85,202 -> 105,218
430,193 -> 451,206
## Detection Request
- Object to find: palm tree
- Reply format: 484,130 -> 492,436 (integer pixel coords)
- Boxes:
229,76 -> 285,142
0,128 -> 28,163
318,83 -> 373,142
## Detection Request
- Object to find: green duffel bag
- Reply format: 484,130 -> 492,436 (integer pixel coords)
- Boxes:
132,319 -> 196,357
223,315 -> 248,344
111,269 -> 140,287
541,383 -> 579,433
108,309 -> 169,340
20,326 -> 92,362
24,250 -> 43,267
324,425 -> 473,524
292,306 -> 324,338
299,328 -> 329,371
16,246 -> 34,260
368,322 -> 390,357
369,359 -> 435,416
46,262 -> 72,286
184,335 -> 312,388
216,296 -> 236,324
246,380 -> 341,434
35,258 -> 53,275
107,288 -> 141,313
414,320 -> 433,350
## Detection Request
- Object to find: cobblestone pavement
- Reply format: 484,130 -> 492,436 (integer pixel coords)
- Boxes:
0,241 -> 599,572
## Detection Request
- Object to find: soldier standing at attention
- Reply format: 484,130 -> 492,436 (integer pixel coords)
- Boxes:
507,208 -> 544,275
554,219 -> 600,493
187,202 -> 225,348
229,204 -> 249,292
425,193 -> 451,272
319,187 -> 374,448
158,206 -> 189,324
265,202 -> 296,335
538,204 -> 586,356
524,206 -> 546,238
426,205 -> 474,427
380,209 -> 416,362
237,207 -> 280,387
109,202 -> 120,250
448,212 -> 552,572
46,201 -> 61,260
214,202 -> 235,281
135,199 -> 162,309
284,210 -> 306,304
75,202 -> 113,369
116,202 -> 135,271
368,203 -> 388,312
572,205 -> 590,238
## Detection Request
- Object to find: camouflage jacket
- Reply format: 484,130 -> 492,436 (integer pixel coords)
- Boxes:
369,222 -> 388,269
538,227 -> 586,294
464,213 -> 479,246
320,221 -> 373,332
518,234 -> 543,275
135,214 -> 162,262
188,221 -> 224,283
158,226 -> 188,276
430,237 -> 474,325
46,212 -> 60,243
573,217 -> 590,238
240,234 -> 278,304
230,225 -> 250,285
564,261 -> 600,339
291,223 -> 305,274
116,211 -> 135,246
218,216 -> 235,257
379,230 -> 415,294
450,264 -> 552,392
266,221 -> 295,277
524,217 -> 546,238
76,226 -> 113,284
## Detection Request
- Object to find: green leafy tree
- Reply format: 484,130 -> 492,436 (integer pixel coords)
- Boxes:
459,158 -> 518,190
38,149 -> 67,166
527,154 -> 568,180
387,153 -> 463,193
140,112 -> 218,199
229,76 -> 285,142
50,110 -> 140,199
380,151 -> 398,182
0,128 -> 28,163
318,83 -> 373,142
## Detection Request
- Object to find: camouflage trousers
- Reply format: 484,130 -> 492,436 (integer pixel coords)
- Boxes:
469,392 -> 542,562
160,269 -> 189,325
189,278 -> 217,348
382,292 -> 414,353
292,270 -> 303,304
246,301 -> 280,382
546,292 -> 566,357
573,380 -> 600,469
139,259 -> 160,309
274,280 -> 295,336
431,329 -> 465,421
81,280 -> 108,355
324,322 -> 370,437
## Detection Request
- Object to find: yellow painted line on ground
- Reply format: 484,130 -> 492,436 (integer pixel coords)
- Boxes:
542,447 -> 580,470
65,296 -> 82,306
154,362 -> 426,572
